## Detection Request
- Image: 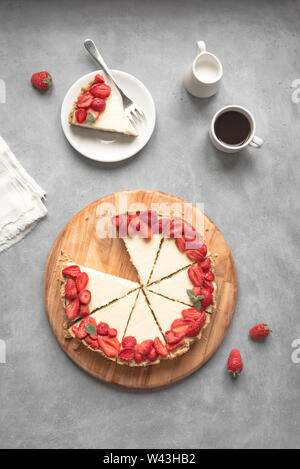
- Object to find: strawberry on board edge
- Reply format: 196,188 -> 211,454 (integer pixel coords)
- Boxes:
30,71 -> 52,90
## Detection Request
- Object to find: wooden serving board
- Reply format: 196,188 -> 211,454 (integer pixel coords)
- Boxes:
44,190 -> 237,389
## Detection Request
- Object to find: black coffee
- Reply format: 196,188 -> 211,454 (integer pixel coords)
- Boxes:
214,110 -> 251,146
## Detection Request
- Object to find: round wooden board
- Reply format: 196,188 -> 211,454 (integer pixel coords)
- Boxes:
44,190 -> 237,389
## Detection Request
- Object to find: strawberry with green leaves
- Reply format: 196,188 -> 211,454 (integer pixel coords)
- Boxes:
250,323 -> 271,339
227,349 -> 243,378
31,71 -> 52,90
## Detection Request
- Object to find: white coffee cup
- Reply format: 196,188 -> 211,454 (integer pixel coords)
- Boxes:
209,105 -> 263,153
184,41 -> 223,98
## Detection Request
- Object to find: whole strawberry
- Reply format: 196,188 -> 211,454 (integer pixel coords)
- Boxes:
31,71 -> 52,90
227,348 -> 243,378
249,323 -> 271,339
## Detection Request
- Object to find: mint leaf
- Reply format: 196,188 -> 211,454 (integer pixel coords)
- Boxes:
186,289 -> 204,310
86,112 -> 95,124
85,323 -> 96,335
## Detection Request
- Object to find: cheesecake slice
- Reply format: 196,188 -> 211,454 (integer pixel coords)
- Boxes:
69,290 -> 139,361
69,74 -> 138,136
63,263 -> 140,313
122,235 -> 162,285
149,238 -> 193,283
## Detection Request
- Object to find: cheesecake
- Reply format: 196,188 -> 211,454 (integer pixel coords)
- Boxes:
69,74 -> 138,137
149,237 -> 193,283
122,235 -> 162,285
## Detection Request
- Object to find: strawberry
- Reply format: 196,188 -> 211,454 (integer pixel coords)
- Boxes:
154,337 -> 168,357
111,215 -> 120,229
199,244 -> 207,257
91,97 -> 106,112
62,265 -> 81,278
85,108 -> 100,123
166,339 -> 185,351
203,279 -> 214,293
186,249 -> 205,262
148,346 -> 158,362
108,328 -> 117,338
65,298 -> 80,319
75,272 -> 89,292
85,335 -> 99,349
139,220 -> 152,239
199,288 -> 213,307
122,336 -> 137,350
138,210 -> 158,227
127,215 -> 141,237
77,92 -> 93,108
79,304 -> 90,318
94,74 -> 105,83
227,349 -> 243,378
72,321 -> 87,339
199,258 -> 211,271
171,317 -> 193,331
183,223 -> 197,240
75,108 -> 87,124
31,71 -> 52,90
165,330 -> 181,345
249,323 -> 271,339
101,336 -> 120,352
175,237 -> 186,252
97,322 -> 109,336
78,289 -> 91,305
98,338 -> 118,357
90,83 -> 111,98
82,316 -> 97,329
192,286 -> 201,297
182,308 -> 202,321
188,264 -> 204,287
186,312 -> 206,337
65,279 -> 77,300
134,349 -> 143,364
118,349 -> 134,361
158,218 -> 171,235
170,218 -> 185,238
139,340 -> 154,356
204,271 -> 215,281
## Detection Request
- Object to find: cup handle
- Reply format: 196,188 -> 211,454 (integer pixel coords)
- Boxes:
196,41 -> 206,55
249,135 -> 264,148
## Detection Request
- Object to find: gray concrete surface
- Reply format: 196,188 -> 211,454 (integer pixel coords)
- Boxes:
0,0 -> 299,449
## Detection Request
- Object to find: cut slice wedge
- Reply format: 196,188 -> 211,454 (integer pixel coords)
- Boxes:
69,290 -> 139,356
123,290 -> 165,344
122,235 -> 162,285
63,263 -> 140,313
144,289 -> 188,335
148,238 -> 193,283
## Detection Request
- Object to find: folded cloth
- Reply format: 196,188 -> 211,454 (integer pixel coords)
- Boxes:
0,136 -> 47,253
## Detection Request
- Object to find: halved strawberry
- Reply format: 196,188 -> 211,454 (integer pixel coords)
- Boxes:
108,328 -> 117,337
62,265 -> 81,278
72,322 -> 87,339
175,237 -> 186,252
98,338 -> 119,357
75,108 -> 87,124
122,336 -> 137,350
119,349 -> 134,361
79,304 -> 90,318
186,249 -> 205,262
138,211 -> 158,227
170,318 -> 193,337
165,330 -> 181,345
85,108 -> 100,123
200,288 -> 213,307
166,339 -> 185,351
203,279 -> 214,293
65,298 -> 80,319
77,91 -> 93,108
182,308 -> 202,321
78,289 -> 91,305
199,258 -> 211,271
75,272 -> 89,292
200,244 -> 207,257
139,221 -> 152,239
90,83 -> 111,98
148,346 -> 158,362
134,349 -> 143,364
169,218 -> 185,238
101,335 -> 120,351
204,271 -> 215,281
85,335 -> 99,349
186,312 -> 206,337
127,216 -> 141,237
65,279 -> 77,300
91,97 -> 106,112
154,337 -> 168,357
97,322 -> 109,336
94,74 -> 105,83
138,339 -> 154,356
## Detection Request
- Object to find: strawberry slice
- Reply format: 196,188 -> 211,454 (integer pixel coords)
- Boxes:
98,338 -> 118,357
75,272 -> 89,292
122,336 -> 137,350
186,249 -> 205,262
65,298 -> 80,319
86,107 -> 100,122
200,244 -> 207,257
111,215 -> 120,229
166,339 -> 185,351
72,323 -> 87,339
148,346 -> 158,362
118,349 -> 135,361
94,74 -> 105,83
138,211 -> 158,227
171,318 -> 193,337
62,265 -> 81,278
154,337 -> 168,357
139,221 -> 152,239
175,237 -> 186,252
165,330 -> 181,345
90,83 -> 111,98
79,304 -> 90,318
85,335 -> 99,349
182,308 -> 202,321
75,108 -> 87,124
204,271 -> 215,281
78,289 -> 91,305
65,278 -> 77,300
108,328 -> 117,338
100,336 -> 121,351
186,313 -> 206,337
199,288 -> 213,307
91,97 -> 106,112
97,322 -> 109,336
203,279 -> 214,293
138,340 -> 154,356
134,349 -> 143,364
199,258 -> 211,271
77,92 -> 93,108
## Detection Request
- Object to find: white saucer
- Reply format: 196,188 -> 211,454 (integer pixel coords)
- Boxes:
61,70 -> 156,163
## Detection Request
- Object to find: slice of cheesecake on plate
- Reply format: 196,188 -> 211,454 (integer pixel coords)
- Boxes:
69,74 -> 138,136
62,263 -> 140,317
148,238 -> 193,284
69,290 -> 139,361
122,235 -> 162,286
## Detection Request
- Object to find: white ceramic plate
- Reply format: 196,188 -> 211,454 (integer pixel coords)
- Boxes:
61,70 -> 156,163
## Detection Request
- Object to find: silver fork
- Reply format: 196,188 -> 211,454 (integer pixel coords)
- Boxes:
84,38 -> 144,125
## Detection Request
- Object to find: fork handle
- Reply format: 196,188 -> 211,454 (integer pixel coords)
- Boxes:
84,39 -> 123,94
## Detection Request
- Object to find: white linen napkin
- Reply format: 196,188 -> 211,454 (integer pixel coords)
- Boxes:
0,136 -> 47,253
